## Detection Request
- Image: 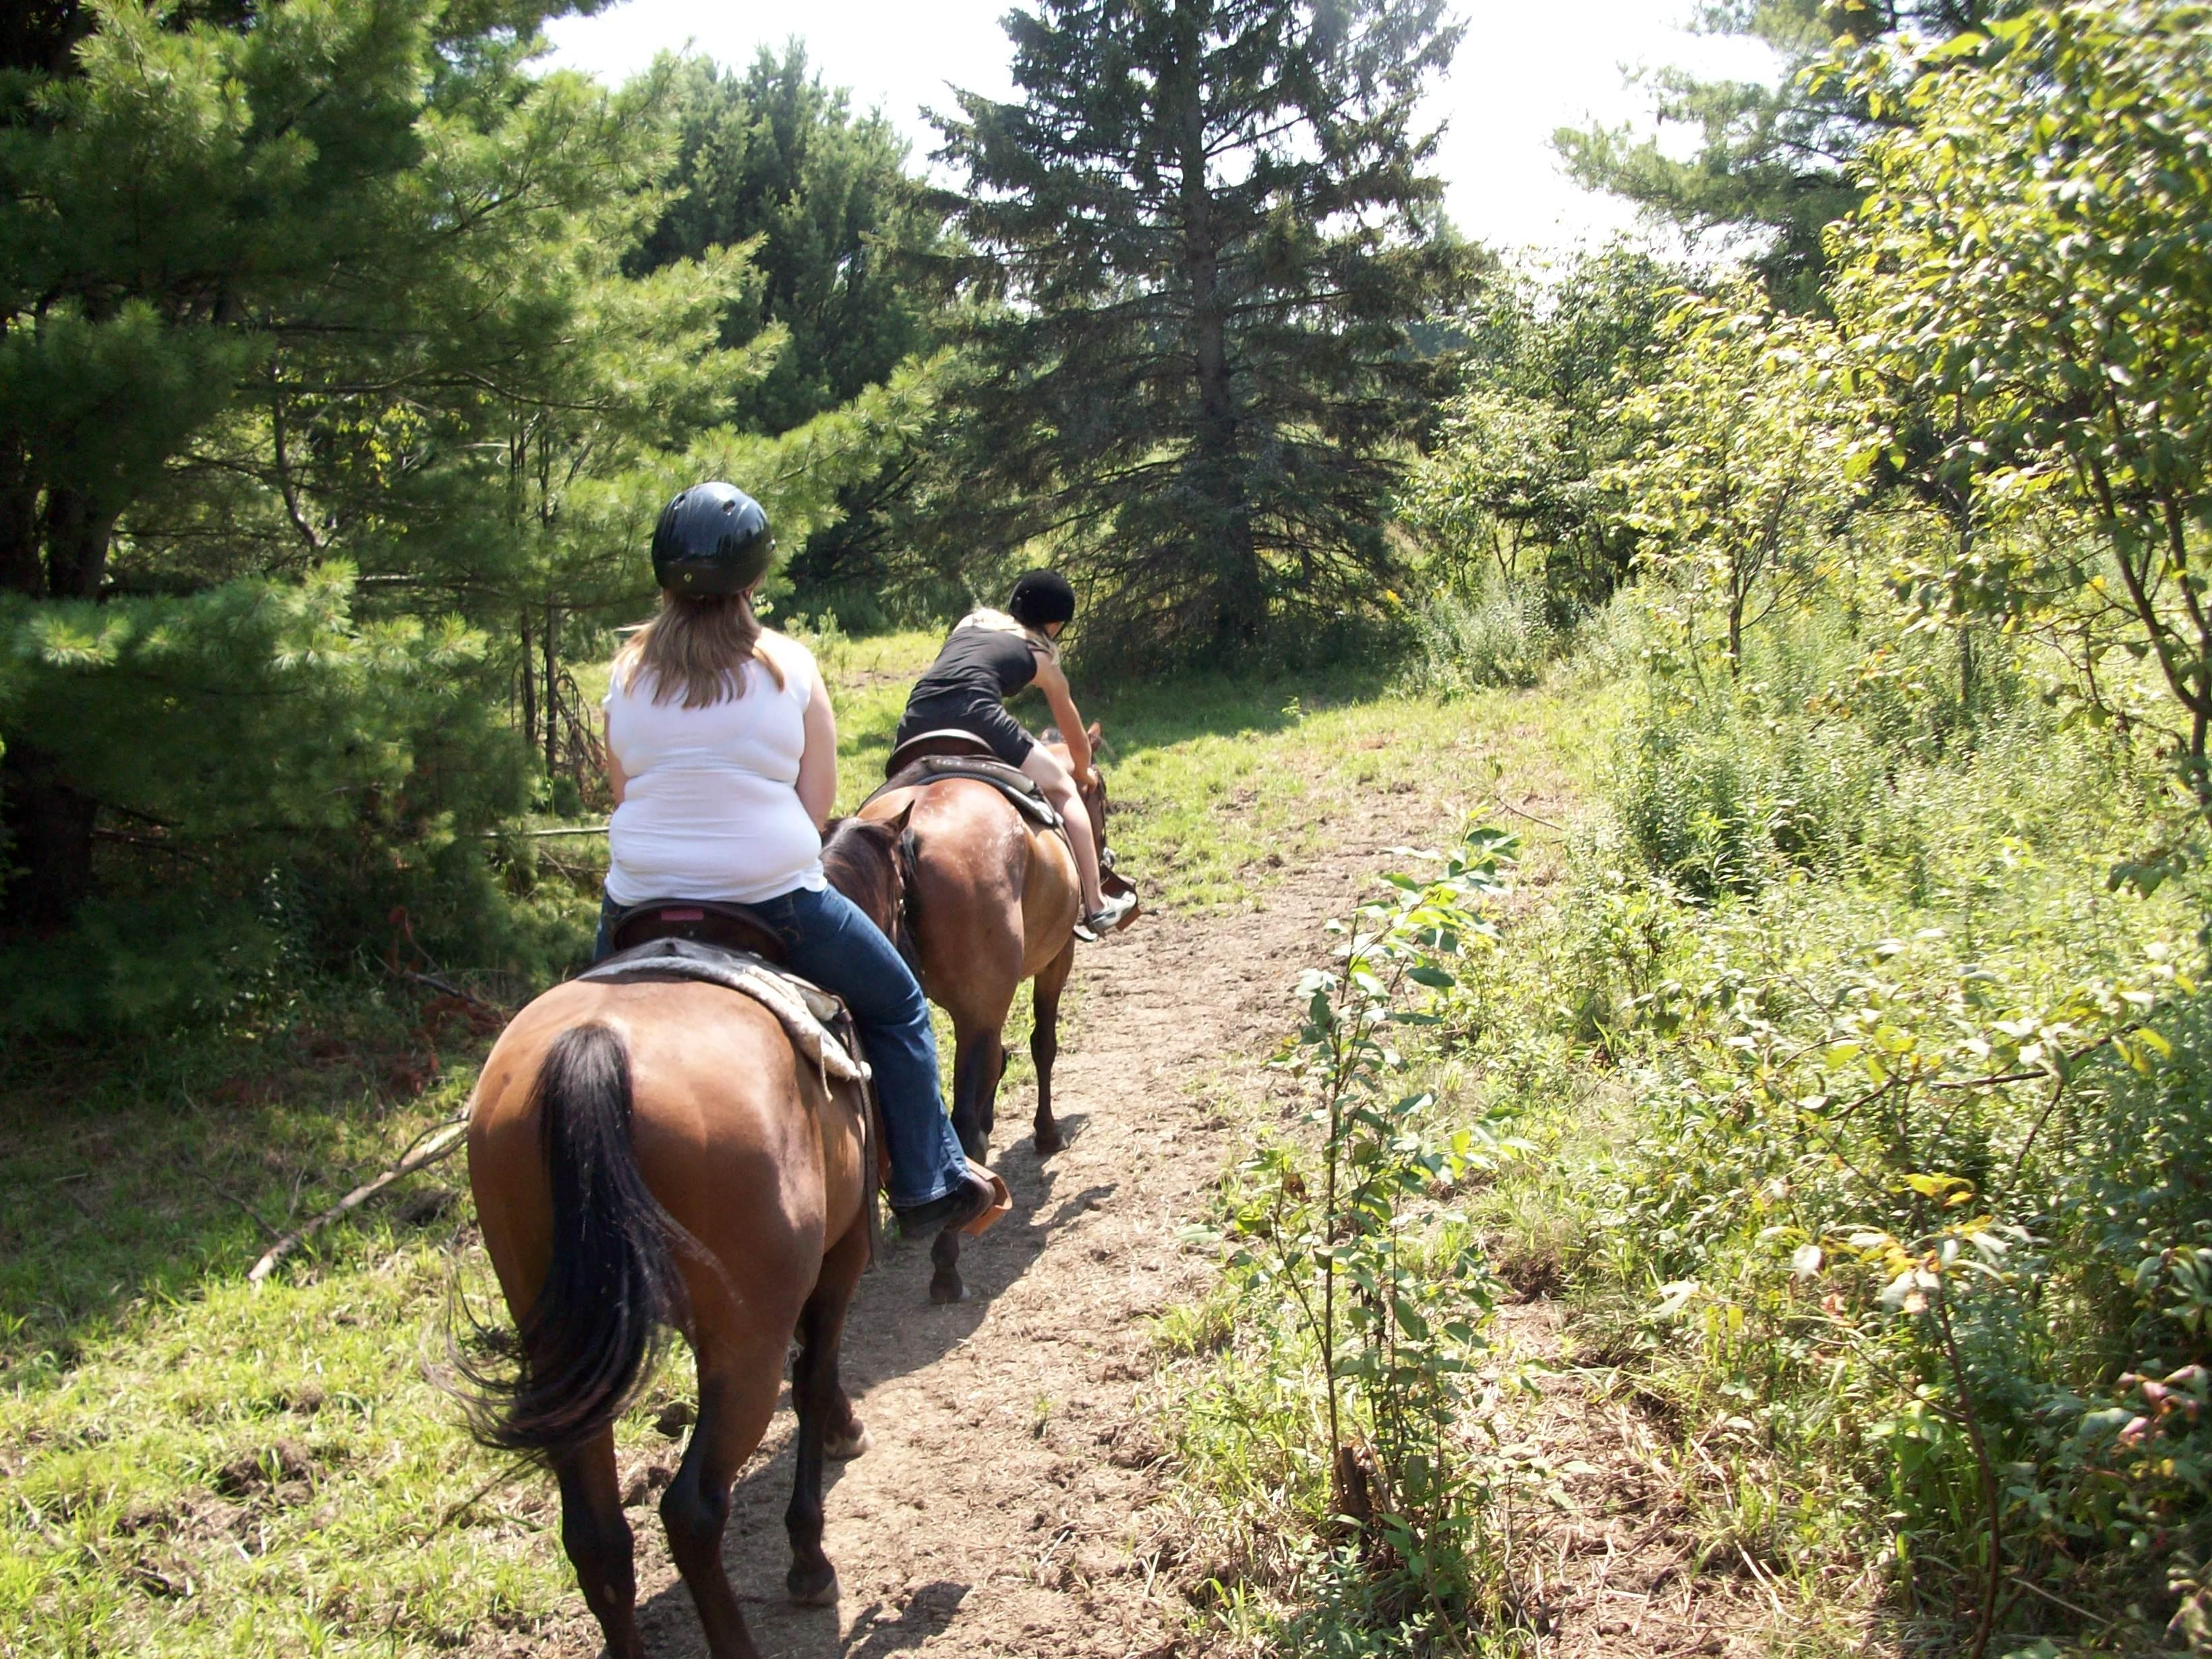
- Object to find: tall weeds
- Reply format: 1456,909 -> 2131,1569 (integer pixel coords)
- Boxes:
1163,829 -> 1530,1652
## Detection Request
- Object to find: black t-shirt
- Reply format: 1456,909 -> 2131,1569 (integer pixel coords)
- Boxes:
909,622 -> 1044,707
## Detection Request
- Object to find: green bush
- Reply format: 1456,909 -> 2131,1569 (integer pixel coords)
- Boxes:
1476,575 -> 2211,1646
0,568 -> 581,1032
1396,579 -> 1557,696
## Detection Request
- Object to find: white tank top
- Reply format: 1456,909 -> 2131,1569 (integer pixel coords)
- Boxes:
602,631 -> 826,906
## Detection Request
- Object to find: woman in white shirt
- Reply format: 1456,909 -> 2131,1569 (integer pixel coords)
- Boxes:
595,482 -> 995,1235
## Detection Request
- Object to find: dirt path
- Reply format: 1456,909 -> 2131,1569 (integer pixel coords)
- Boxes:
521,790 -> 1453,1659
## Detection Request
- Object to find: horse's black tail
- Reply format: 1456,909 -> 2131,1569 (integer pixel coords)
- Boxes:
463,1022 -> 688,1460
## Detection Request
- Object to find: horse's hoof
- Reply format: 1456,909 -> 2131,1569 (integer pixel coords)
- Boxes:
786,1564 -> 839,1607
929,1273 -> 969,1305
1033,1127 -> 1064,1157
825,1423 -> 872,1461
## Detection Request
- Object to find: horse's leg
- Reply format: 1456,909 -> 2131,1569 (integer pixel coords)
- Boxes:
554,1430 -> 645,1659
1030,938 -> 1076,1156
948,1023 -> 1003,1161
658,1331 -> 788,1659
933,1013 -> 1008,1306
928,1223 -> 966,1306
786,1222 -> 869,1605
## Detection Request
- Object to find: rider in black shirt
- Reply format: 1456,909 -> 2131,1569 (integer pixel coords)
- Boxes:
896,571 -> 1136,937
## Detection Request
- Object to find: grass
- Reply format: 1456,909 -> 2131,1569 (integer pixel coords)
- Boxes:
0,634 -> 1617,1659
1132,602 -> 2209,1658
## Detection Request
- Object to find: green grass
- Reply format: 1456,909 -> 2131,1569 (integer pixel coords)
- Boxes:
0,637 -> 1614,1658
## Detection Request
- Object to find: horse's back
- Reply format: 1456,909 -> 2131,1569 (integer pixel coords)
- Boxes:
866,780 -> 1078,989
469,978 -> 851,1334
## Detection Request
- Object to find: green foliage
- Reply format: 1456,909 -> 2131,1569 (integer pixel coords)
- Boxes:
1607,283 -> 1857,677
1831,0 -> 2212,815
1175,830 -> 1525,1640
632,45 -> 948,439
0,0 -> 942,1030
627,45 -> 954,606
1394,579 -> 1556,696
0,566 -> 551,1030
930,0 -> 1478,662
1403,245 -> 1677,627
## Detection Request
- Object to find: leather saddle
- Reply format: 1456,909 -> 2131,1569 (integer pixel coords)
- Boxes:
871,730 -> 1061,832
605,897 -> 786,963
885,728 -> 1000,774
581,933 -> 887,1262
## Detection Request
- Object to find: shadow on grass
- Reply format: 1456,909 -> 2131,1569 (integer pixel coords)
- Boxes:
0,995 -> 476,1380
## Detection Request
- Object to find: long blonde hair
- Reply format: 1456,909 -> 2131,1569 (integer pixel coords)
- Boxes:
610,591 -> 786,709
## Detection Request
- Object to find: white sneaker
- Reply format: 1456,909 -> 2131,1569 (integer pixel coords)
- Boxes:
1080,889 -> 1137,938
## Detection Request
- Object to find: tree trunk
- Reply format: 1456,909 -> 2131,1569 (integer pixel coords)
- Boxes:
1726,560 -> 1746,680
542,602 -> 559,778
518,608 -> 537,754
0,475 -> 111,927
40,482 -> 114,599
1,743 -> 98,931
0,445 -> 42,597
1176,53 -> 1259,650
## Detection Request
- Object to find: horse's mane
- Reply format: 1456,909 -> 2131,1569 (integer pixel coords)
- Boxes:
820,815 -> 903,935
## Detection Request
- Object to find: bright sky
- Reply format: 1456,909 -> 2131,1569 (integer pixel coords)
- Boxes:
544,0 -> 1781,253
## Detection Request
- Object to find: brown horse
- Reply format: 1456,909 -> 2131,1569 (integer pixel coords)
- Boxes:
858,726 -> 1129,1304
461,813 -> 914,1659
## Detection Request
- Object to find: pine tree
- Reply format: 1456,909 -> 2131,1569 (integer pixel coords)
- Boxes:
933,0 -> 1473,660
1,1 -> 945,1029
628,46 -> 953,609
1555,1 -> 2000,308
635,45 -> 948,437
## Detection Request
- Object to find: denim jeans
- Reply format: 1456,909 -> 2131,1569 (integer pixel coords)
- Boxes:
595,886 -> 966,1210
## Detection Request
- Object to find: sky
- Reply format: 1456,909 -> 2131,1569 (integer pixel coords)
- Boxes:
543,1 -> 1782,254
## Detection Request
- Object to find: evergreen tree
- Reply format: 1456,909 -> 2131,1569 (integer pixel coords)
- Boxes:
0,0 -> 929,1030
628,46 -> 951,606
933,0 -> 1474,660
1554,1 -> 1999,307
634,46 -> 948,437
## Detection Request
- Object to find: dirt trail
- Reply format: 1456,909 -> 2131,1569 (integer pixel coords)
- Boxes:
502,758 -> 1794,1659
518,790 -> 1450,1659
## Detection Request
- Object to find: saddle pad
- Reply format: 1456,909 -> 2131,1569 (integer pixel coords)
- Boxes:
868,756 -> 1062,831
578,937 -> 868,1086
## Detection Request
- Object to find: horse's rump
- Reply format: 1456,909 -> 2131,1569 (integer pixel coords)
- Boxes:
465,980 -> 865,1456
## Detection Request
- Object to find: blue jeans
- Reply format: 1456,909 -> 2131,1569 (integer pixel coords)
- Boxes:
594,886 -> 967,1210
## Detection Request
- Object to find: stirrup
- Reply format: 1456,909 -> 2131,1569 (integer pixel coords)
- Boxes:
1079,890 -> 1136,939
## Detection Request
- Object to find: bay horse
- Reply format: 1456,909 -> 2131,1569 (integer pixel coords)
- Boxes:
461,812 -> 913,1659
858,724 -> 1131,1304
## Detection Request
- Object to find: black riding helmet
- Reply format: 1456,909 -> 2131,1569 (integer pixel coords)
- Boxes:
1008,569 -> 1076,630
651,482 -> 775,596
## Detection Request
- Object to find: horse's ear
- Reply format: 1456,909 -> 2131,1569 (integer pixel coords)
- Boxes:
1086,721 -> 1103,751
881,802 -> 914,835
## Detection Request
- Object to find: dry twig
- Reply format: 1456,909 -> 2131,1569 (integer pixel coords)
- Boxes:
247,1115 -> 470,1288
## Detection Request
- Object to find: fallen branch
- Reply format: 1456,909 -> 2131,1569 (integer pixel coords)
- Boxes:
1487,788 -> 1568,834
398,969 -> 508,1020
248,1114 -> 470,1289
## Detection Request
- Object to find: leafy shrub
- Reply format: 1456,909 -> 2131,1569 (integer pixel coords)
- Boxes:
1165,830 -> 1528,1648
1396,580 -> 1556,696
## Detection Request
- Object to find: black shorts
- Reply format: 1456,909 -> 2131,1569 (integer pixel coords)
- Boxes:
895,692 -> 1035,766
